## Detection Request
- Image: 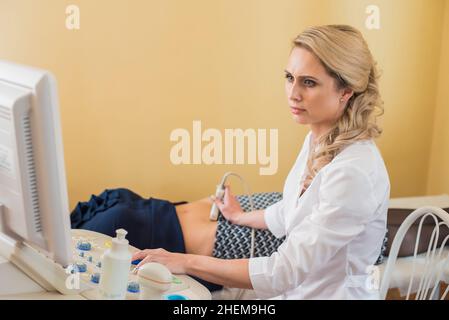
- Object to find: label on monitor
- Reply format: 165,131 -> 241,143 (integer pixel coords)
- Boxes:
0,145 -> 14,176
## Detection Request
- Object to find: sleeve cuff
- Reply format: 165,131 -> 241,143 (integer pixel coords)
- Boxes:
249,256 -> 278,299
264,204 -> 285,238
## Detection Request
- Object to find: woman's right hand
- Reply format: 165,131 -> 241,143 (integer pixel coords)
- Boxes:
213,185 -> 244,225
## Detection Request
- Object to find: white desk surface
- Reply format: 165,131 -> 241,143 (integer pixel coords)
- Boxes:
0,255 -> 85,300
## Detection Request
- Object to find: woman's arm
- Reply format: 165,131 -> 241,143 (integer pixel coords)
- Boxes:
232,209 -> 267,229
133,249 -> 253,289
186,255 -> 252,289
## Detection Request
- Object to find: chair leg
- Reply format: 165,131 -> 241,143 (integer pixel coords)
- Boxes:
431,282 -> 441,300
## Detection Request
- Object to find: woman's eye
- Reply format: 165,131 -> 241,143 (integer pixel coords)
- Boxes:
304,79 -> 316,87
285,74 -> 294,82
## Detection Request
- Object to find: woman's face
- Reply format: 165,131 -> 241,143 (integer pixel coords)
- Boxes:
284,46 -> 353,137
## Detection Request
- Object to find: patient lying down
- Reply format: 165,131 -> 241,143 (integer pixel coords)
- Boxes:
70,187 -> 284,292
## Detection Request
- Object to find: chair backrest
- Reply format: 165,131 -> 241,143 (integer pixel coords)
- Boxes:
380,206 -> 449,300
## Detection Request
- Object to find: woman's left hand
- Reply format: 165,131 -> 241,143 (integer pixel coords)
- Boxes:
132,248 -> 188,274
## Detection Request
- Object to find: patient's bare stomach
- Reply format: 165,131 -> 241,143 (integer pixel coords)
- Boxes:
175,197 -> 218,256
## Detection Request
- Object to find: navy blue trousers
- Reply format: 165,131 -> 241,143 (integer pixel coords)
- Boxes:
70,188 -> 223,292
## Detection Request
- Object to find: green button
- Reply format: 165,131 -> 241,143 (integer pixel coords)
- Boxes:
172,276 -> 182,284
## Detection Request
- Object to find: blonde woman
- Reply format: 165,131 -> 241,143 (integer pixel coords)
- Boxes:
77,24 -> 390,299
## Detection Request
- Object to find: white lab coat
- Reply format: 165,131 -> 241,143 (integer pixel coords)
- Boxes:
249,131 -> 390,300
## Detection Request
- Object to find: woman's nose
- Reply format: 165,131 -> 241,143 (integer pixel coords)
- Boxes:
288,83 -> 303,102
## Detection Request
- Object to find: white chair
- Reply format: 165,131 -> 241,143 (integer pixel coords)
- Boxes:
380,206 -> 449,300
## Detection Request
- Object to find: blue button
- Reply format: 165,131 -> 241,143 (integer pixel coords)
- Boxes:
166,294 -> 188,300
90,273 -> 100,284
76,241 -> 92,251
75,263 -> 87,273
127,281 -> 140,293
131,259 -> 142,265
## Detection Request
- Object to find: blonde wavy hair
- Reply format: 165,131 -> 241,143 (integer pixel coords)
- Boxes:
293,25 -> 384,192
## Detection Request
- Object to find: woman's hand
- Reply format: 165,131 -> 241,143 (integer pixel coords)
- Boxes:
213,185 -> 244,224
132,248 -> 189,274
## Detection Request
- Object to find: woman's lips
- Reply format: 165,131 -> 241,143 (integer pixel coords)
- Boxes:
290,107 -> 306,115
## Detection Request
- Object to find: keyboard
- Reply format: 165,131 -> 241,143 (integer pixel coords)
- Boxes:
70,229 -> 211,300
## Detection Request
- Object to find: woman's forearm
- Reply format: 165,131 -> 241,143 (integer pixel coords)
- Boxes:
234,209 -> 267,229
185,254 -> 253,289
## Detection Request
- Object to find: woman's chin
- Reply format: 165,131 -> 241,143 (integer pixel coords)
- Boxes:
291,114 -> 309,124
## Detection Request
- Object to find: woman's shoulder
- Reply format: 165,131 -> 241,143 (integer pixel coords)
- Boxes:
324,139 -> 389,184
333,138 -> 380,162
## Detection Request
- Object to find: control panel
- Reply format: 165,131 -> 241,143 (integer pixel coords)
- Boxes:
70,229 -> 211,300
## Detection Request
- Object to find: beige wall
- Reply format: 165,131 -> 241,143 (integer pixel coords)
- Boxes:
428,0 -> 449,195
0,0 -> 447,210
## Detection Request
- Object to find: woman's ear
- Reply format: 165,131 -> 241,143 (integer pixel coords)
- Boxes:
340,88 -> 354,104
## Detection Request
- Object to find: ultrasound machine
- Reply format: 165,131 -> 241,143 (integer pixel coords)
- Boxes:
0,60 -> 211,300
